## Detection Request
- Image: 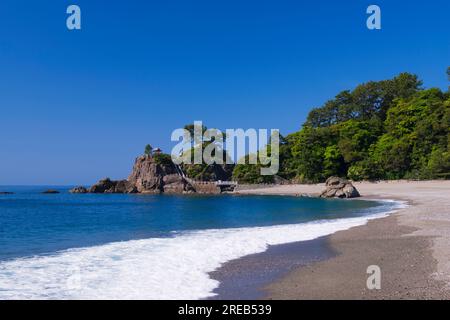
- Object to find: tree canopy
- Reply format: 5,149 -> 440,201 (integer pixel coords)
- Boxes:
232,72 -> 450,183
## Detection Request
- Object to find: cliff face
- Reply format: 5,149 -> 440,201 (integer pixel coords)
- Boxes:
127,155 -> 168,193
127,155 -> 194,194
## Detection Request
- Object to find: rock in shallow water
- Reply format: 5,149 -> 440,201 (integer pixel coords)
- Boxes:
320,176 -> 360,199
69,186 -> 88,194
42,190 -> 60,194
89,178 -> 137,194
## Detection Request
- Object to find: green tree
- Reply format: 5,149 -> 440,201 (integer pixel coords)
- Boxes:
232,154 -> 275,184
426,148 -> 450,178
289,126 -> 337,182
323,145 -> 345,177
337,118 -> 382,163
183,123 -> 208,143
370,134 -> 412,179
153,153 -> 173,166
447,67 -> 450,91
144,144 -> 153,156
305,73 -> 421,127
180,123 -> 235,181
347,159 -> 382,181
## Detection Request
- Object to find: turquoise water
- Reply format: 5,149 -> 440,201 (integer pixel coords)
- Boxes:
0,186 -> 400,299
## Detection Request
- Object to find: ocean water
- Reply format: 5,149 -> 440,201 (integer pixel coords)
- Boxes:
0,186 -> 404,299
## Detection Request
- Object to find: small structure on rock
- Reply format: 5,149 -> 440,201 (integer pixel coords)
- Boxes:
320,176 -> 360,198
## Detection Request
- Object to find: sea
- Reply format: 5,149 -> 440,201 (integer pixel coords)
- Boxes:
0,186 -> 405,299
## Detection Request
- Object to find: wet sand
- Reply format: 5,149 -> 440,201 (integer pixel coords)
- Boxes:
209,237 -> 336,299
229,180 -> 450,299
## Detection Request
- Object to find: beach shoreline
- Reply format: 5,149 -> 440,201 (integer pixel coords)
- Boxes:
222,180 -> 450,299
208,236 -> 336,300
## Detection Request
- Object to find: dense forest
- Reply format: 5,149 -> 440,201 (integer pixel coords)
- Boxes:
233,71 -> 450,183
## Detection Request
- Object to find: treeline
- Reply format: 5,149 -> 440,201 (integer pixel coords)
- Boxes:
233,72 -> 450,183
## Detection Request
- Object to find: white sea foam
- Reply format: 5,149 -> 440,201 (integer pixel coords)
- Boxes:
0,200 -> 406,300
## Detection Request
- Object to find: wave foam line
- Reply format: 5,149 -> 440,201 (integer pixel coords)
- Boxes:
0,200 -> 406,300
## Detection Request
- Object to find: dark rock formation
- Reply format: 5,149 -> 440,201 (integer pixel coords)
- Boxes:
89,178 -> 137,194
42,189 -> 60,194
113,180 -> 137,193
320,176 -> 360,198
89,178 -> 116,193
69,186 -> 88,194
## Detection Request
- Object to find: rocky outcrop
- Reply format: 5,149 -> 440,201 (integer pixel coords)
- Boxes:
89,178 -> 116,193
42,189 -> 60,194
69,186 -> 88,194
320,176 -> 360,198
85,154 -> 233,195
128,155 -> 194,194
163,174 -> 195,194
89,178 -> 137,194
128,155 -> 171,193
114,180 -> 138,193
88,155 -> 195,194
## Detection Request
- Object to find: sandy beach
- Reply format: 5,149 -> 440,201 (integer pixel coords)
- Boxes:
236,180 -> 450,299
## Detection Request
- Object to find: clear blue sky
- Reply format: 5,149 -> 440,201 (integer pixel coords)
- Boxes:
0,0 -> 449,185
